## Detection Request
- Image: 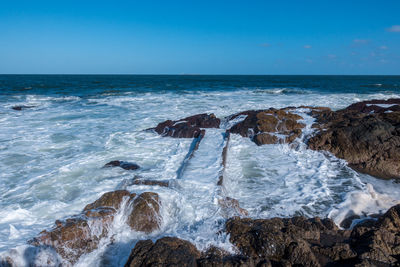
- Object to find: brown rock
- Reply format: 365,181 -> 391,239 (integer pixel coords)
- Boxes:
229,108 -> 305,145
83,190 -> 135,211
127,192 -> 162,233
153,113 -> 220,138
254,133 -> 278,145
29,190 -> 143,264
29,216 -> 111,264
308,99 -> 400,179
125,237 -> 201,267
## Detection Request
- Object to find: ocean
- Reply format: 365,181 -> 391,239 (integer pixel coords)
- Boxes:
1,75 -> 400,266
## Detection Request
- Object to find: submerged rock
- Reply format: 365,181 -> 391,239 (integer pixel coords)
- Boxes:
153,113 -> 220,138
131,179 -> 169,187
103,160 -> 140,170
308,98 -> 400,179
11,105 -> 35,111
229,108 -> 305,145
29,190 -> 161,264
218,197 -> 249,218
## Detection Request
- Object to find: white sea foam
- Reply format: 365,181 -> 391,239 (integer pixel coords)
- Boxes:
1,88 -> 400,266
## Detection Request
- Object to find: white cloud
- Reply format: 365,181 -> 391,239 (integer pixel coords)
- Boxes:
303,45 -> 312,49
380,45 -> 388,50
328,54 -> 337,59
386,25 -> 400,32
260,43 -> 270,47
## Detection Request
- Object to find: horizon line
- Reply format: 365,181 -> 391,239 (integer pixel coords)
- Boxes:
1,74 -> 400,76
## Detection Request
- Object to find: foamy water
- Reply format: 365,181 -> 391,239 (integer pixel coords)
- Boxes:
1,79 -> 400,266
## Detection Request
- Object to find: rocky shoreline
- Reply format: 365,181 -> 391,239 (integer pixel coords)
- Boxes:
2,98 -> 400,266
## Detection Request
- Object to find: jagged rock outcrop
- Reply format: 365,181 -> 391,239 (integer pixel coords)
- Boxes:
125,205 -> 400,266
228,108 -> 305,145
226,204 -> 400,266
29,190 -> 161,264
153,113 -> 220,138
308,98 -> 400,179
103,160 -> 140,170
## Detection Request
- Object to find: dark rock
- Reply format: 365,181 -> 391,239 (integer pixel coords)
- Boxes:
103,160 -> 140,170
344,98 -> 400,114
123,205 -> 400,267
11,105 -> 35,111
229,108 -> 305,145
127,192 -> 161,233
131,179 -> 169,187
153,113 -> 220,138
197,246 -> 268,267
340,214 -> 361,229
125,237 -> 201,267
308,99 -> 400,179
224,216 -> 354,266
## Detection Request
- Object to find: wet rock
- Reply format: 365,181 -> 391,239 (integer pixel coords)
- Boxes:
224,216 -> 356,266
29,216 -> 111,264
197,246 -> 268,267
218,197 -> 249,218
344,98 -> 400,114
153,113 -> 220,138
308,98 -> 400,179
350,204 -> 400,264
29,190 -> 135,263
223,205 -> 400,266
83,190 -> 135,211
229,108 -> 305,145
123,205 -> 400,267
226,216 -> 339,260
253,133 -> 278,145
29,190 -> 161,264
131,179 -> 169,187
11,105 -> 35,111
103,160 -> 140,170
125,237 -> 201,267
127,192 -> 162,233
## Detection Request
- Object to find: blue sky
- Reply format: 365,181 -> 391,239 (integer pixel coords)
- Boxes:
0,0 -> 399,74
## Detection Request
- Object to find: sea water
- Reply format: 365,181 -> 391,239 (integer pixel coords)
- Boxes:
1,75 -> 400,266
